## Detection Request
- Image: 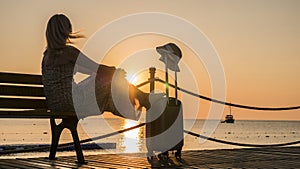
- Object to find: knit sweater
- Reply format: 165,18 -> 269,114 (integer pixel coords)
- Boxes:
42,45 -> 116,114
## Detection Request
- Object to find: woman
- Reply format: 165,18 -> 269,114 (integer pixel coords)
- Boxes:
42,14 -> 150,119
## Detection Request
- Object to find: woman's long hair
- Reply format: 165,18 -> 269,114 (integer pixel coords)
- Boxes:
46,14 -> 83,50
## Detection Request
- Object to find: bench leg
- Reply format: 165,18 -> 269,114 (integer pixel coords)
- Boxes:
48,118 -> 86,164
69,123 -> 85,164
49,118 -> 63,160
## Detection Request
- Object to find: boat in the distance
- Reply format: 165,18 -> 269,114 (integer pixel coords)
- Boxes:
221,104 -> 235,123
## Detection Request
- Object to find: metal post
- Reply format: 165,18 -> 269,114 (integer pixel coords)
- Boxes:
149,67 -> 156,93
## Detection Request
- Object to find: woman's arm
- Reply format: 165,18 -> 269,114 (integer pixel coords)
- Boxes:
68,46 -> 99,75
75,52 -> 99,74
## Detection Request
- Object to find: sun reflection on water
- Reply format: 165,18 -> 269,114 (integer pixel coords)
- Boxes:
121,119 -> 144,153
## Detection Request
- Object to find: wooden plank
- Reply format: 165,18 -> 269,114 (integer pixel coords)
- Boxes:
48,156 -> 83,168
16,158 -> 54,169
26,157 -> 74,168
0,159 -> 37,169
83,155 -> 137,168
0,147 -> 299,168
86,156 -> 129,168
0,161 -> 17,169
20,158 -> 59,169
0,97 -> 47,109
0,72 -> 42,85
0,85 -> 45,97
59,156 -> 119,168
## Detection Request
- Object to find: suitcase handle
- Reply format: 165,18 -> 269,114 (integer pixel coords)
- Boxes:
164,56 -> 179,105
165,56 -> 169,102
175,71 -> 178,105
156,43 -> 182,106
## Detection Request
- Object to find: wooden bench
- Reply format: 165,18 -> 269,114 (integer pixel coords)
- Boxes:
0,72 -> 86,163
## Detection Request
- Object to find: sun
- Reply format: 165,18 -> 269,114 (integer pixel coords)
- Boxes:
126,71 -> 148,86
127,75 -> 139,85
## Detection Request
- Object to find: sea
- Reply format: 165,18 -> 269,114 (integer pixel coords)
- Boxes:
0,117 -> 299,159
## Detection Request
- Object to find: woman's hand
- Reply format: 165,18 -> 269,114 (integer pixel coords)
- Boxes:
114,68 -> 127,78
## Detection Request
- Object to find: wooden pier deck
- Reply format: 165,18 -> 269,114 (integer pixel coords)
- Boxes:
0,146 -> 299,168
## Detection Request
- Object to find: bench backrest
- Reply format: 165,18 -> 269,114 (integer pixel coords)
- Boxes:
0,72 -> 47,110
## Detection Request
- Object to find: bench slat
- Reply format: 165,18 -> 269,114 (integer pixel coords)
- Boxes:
0,85 -> 45,97
0,97 -> 47,109
0,109 -> 77,118
0,72 -> 42,85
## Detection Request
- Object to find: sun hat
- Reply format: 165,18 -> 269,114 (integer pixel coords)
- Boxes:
156,43 -> 182,72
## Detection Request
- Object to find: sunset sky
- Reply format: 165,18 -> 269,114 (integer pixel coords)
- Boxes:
0,0 -> 299,120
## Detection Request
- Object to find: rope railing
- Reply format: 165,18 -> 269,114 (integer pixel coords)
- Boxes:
1,122 -> 299,155
184,130 -> 300,148
140,78 -> 300,111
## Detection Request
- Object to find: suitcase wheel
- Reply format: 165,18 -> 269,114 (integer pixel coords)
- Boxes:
147,156 -> 155,161
147,151 -> 155,160
158,152 -> 169,160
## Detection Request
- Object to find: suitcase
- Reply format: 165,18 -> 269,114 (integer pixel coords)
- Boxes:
146,97 -> 183,159
146,44 -> 184,159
